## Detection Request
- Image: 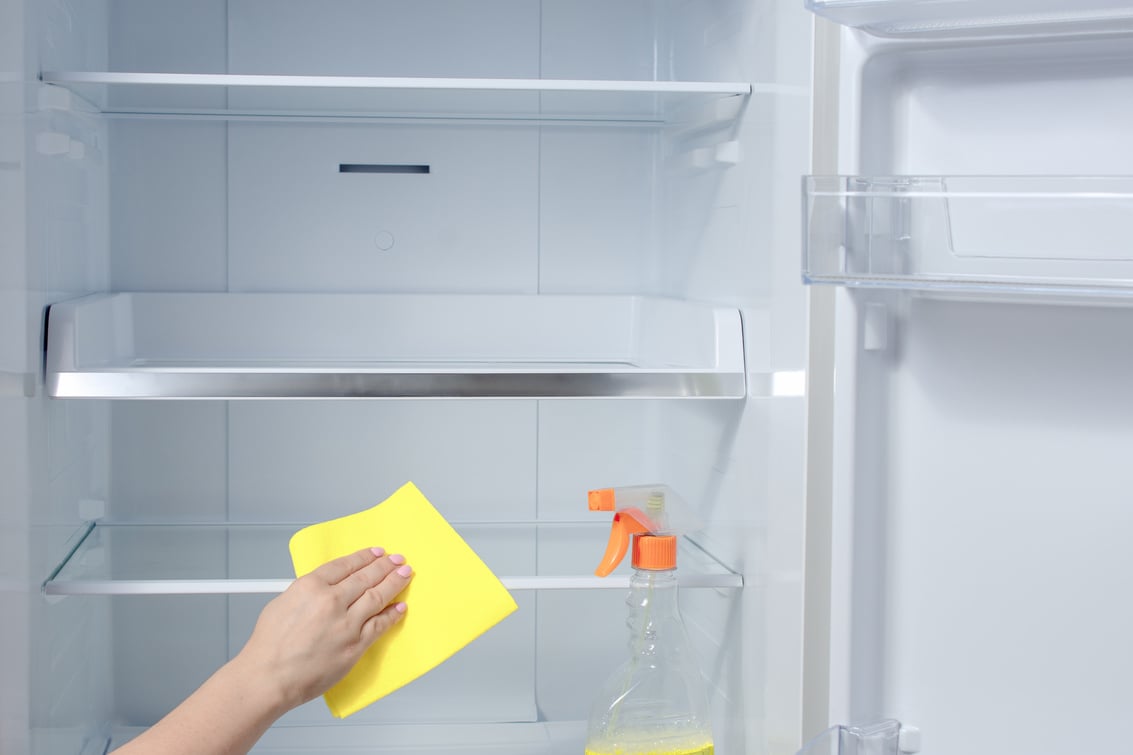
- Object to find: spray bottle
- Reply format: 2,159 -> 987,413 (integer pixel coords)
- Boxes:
585,484 -> 714,755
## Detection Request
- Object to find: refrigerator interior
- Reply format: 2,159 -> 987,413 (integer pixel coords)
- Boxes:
11,1 -> 814,753
805,5 -> 1133,755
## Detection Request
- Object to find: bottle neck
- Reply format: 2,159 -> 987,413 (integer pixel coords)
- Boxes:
626,567 -> 685,656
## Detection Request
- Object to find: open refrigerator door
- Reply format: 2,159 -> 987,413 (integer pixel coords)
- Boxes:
804,2 -> 1133,753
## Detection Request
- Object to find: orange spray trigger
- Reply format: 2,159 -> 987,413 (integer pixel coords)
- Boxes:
594,508 -> 655,577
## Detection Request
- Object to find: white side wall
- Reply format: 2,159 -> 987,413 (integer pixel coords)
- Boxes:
0,1 -> 32,749
20,1 -> 115,752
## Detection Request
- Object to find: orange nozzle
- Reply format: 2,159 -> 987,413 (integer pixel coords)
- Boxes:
594,507 -> 654,577
588,488 -> 616,512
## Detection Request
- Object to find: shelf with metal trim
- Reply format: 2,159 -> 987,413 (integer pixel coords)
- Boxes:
44,292 -> 750,400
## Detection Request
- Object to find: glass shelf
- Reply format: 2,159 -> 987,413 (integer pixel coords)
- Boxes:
102,721 -> 588,754
806,0 -> 1133,37
42,521 -> 743,596
44,293 -> 747,400
803,176 -> 1133,299
39,72 -> 752,124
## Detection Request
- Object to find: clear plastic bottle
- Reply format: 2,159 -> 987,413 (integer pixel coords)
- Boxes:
585,486 -> 714,755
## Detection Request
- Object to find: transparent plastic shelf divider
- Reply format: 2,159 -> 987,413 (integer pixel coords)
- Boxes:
806,0 -> 1133,37
42,522 -> 743,596
40,72 -> 751,123
45,293 -> 747,399
108,721 -> 588,754
803,176 -> 1133,298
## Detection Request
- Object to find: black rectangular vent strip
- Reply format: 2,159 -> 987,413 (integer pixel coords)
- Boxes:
339,164 -> 431,174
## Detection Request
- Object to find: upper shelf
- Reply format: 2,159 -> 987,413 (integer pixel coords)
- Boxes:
44,293 -> 747,400
43,521 -> 743,596
803,175 -> 1133,299
806,0 -> 1133,37
39,72 -> 754,124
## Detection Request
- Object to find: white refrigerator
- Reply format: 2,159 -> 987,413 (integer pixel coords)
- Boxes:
3,1 -> 1133,753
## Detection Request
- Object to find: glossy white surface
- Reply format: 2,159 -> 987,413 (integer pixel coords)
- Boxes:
0,1 -> 30,751
816,16 -> 1133,755
21,1 -> 116,752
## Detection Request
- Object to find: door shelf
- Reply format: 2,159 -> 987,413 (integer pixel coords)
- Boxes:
42,521 -> 743,597
39,72 -> 753,124
44,293 -> 747,400
806,0 -> 1133,37
803,175 -> 1133,299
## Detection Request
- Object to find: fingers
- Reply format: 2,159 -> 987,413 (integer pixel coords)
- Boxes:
346,556 -> 413,626
309,547 -> 383,584
334,550 -> 402,605
359,601 -> 409,647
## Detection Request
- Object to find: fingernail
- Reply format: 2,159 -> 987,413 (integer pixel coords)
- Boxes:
389,553 -> 405,566
395,602 -> 408,614
396,564 -> 412,578
370,547 -> 385,557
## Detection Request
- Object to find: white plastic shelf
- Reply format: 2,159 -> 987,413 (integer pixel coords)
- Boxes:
42,521 -> 743,597
806,0 -> 1133,37
803,175 -> 1133,299
44,293 -> 747,399
39,72 -> 752,124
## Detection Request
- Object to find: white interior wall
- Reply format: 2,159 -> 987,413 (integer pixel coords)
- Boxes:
98,0 -> 815,747
27,1 -> 115,752
0,0 -> 32,751
21,0 -> 814,750
226,122 -> 541,293
656,1 -> 814,753
101,0 -> 679,731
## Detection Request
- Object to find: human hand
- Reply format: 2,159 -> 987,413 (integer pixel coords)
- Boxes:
234,547 -> 413,712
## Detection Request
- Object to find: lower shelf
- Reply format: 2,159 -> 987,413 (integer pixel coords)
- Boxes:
107,721 -> 587,754
43,521 -> 743,596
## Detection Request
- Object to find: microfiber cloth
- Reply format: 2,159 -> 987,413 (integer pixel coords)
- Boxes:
288,481 -> 518,718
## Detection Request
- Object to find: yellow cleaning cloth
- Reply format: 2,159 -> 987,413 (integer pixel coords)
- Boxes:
288,481 -> 518,718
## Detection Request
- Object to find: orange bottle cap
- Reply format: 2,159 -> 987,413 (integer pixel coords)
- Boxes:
632,534 -> 677,570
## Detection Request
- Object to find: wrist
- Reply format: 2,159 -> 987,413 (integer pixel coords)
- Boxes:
225,650 -> 296,720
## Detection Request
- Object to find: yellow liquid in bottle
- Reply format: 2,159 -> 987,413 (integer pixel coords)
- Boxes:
584,745 -> 713,755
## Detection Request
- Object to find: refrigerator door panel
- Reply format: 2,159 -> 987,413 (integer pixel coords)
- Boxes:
808,6 -> 1133,754
807,0 -> 1133,38
825,290 -> 1133,750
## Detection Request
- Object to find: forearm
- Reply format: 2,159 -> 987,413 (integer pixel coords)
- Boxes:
110,548 -> 410,754
111,654 -> 289,755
